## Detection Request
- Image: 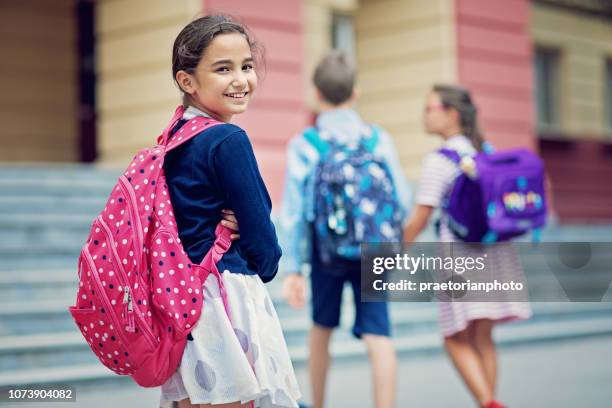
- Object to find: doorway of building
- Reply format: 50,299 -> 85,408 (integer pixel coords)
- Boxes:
77,0 -> 96,162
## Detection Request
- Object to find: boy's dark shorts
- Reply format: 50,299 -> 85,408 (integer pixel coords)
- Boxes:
310,261 -> 391,339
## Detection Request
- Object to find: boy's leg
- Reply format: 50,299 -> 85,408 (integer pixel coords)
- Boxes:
362,333 -> 397,408
350,277 -> 396,408
309,324 -> 335,408
309,266 -> 344,408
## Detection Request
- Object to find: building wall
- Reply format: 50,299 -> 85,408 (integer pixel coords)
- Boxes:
531,3 -> 612,221
0,0 -> 78,162
355,0 -> 457,180
540,138 -> 612,221
303,0 -> 358,110
456,0 -> 536,151
531,2 -> 612,139
96,0 -> 202,166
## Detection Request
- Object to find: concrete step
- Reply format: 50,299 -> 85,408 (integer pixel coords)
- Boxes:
0,178 -> 115,197
0,255 -> 80,273
0,258 -> 78,271
0,314 -> 610,388
0,165 -> 120,179
0,270 -> 77,302
0,213 -> 94,230
0,195 -> 106,215
0,241 -> 82,258
0,227 -> 90,248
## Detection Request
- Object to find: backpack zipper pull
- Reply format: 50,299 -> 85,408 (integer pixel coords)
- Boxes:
123,286 -> 136,332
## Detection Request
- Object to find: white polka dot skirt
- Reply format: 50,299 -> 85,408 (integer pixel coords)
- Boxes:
159,272 -> 301,407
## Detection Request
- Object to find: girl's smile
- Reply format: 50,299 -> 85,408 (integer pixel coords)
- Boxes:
177,32 -> 258,122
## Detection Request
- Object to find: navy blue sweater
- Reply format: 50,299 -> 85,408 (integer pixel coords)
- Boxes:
164,121 -> 281,283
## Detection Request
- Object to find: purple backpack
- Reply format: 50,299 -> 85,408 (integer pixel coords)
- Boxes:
438,146 -> 547,242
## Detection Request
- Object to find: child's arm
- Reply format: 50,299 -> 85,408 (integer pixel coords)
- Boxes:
277,136 -> 315,275
213,130 -> 282,283
404,152 -> 455,243
278,136 -> 315,309
402,204 -> 434,243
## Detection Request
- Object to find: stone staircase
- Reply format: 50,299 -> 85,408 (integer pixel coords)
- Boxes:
0,164 -> 611,388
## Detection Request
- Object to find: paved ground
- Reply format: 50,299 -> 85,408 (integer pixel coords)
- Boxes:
4,334 -> 610,407
314,335 -> 612,408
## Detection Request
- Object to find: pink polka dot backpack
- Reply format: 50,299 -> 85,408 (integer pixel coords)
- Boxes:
68,106 -> 233,387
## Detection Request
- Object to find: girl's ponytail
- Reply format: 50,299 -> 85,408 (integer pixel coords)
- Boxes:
433,84 -> 485,151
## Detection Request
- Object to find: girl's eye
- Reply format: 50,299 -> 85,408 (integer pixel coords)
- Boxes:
242,64 -> 254,71
216,66 -> 230,73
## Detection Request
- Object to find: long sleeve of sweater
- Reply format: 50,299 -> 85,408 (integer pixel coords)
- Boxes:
211,130 -> 282,283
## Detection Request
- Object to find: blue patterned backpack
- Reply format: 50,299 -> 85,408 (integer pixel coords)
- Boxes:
304,125 -> 402,269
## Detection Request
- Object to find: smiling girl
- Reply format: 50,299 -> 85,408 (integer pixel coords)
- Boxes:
158,15 -> 301,408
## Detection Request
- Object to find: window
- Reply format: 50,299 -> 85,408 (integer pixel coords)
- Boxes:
534,47 -> 561,129
332,13 -> 355,59
606,59 -> 612,132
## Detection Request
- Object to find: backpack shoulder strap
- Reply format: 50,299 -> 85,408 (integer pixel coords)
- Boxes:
437,148 -> 462,164
164,115 -> 223,154
303,127 -> 330,157
158,105 -> 188,145
362,124 -> 380,153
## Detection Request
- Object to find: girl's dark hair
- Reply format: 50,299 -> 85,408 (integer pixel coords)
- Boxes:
172,15 -> 263,102
433,84 -> 485,151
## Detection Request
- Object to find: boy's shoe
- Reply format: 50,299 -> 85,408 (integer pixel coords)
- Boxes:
298,404 -> 310,408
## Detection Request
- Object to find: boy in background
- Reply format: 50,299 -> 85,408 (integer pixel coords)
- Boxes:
279,50 -> 411,408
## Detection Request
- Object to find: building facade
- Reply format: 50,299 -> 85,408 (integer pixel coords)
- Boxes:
1,0 -> 611,221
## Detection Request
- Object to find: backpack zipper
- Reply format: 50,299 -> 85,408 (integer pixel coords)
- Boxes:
97,216 -> 157,347
82,247 -> 132,356
123,286 -> 135,333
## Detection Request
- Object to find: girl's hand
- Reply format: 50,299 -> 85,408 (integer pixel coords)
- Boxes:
221,209 -> 240,241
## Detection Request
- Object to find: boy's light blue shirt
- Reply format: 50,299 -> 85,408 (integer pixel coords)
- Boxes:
278,108 -> 412,273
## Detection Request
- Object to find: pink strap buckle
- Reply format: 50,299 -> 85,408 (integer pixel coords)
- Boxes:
213,224 -> 232,253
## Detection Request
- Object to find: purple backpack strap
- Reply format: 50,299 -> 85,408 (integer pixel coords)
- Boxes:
437,148 -> 462,164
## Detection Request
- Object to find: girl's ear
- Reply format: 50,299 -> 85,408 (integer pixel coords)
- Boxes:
175,70 -> 196,95
315,89 -> 324,103
351,85 -> 360,102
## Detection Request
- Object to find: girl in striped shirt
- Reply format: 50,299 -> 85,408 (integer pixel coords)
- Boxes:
402,84 -> 532,408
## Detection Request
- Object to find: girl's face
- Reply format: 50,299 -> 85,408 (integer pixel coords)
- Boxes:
423,91 -> 458,137
182,32 -> 257,122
